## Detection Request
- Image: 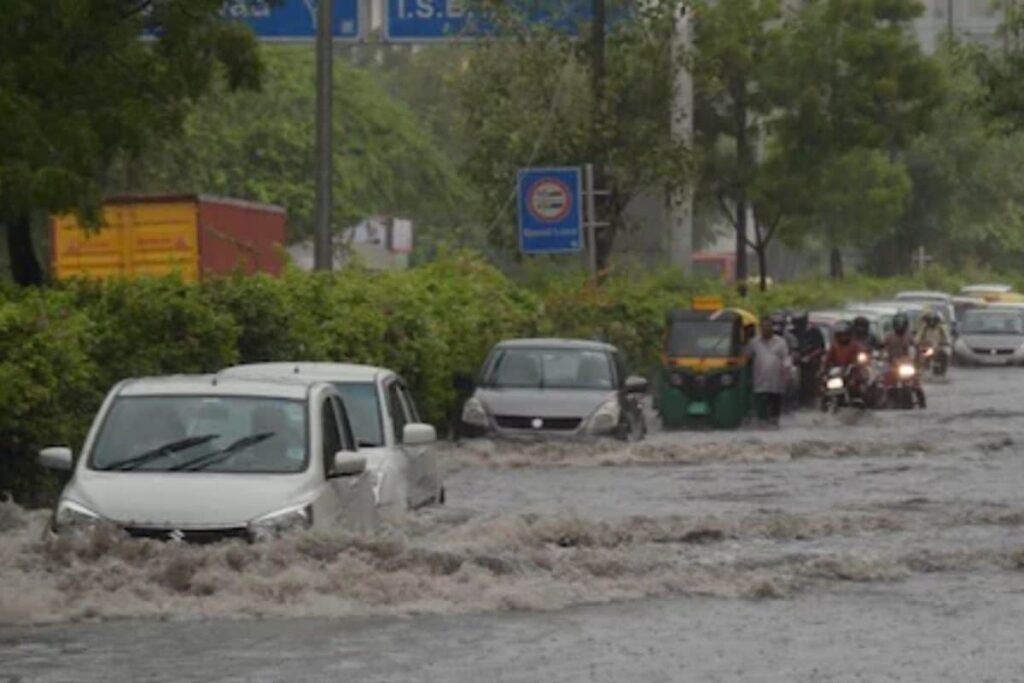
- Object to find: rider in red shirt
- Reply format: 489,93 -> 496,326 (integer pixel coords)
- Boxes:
824,321 -> 866,369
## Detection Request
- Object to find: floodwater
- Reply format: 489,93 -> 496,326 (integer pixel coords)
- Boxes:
2,369 -> 1024,681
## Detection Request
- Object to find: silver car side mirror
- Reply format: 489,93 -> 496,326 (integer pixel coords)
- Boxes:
332,452 -> 366,477
39,446 -> 73,471
403,423 -> 437,446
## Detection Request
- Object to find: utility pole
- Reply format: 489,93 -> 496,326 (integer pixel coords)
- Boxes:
589,0 -> 606,276
946,0 -> 953,38
668,3 -> 693,275
313,0 -> 334,271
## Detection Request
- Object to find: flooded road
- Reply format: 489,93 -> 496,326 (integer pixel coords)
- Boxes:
2,369 -> 1024,681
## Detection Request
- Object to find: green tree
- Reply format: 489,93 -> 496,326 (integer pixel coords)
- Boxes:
454,1 -> 690,269
0,0 -> 262,285
769,0 -> 942,277
113,47 -> 470,253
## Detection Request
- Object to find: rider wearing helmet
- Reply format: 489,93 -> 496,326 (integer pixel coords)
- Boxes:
884,312 -> 915,361
915,309 -> 951,350
791,311 -> 826,407
852,316 -> 881,351
824,320 -> 866,371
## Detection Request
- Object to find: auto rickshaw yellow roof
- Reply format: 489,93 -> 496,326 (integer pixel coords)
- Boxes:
712,307 -> 758,327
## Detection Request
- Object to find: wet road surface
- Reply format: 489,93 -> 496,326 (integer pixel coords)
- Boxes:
2,369 -> 1024,681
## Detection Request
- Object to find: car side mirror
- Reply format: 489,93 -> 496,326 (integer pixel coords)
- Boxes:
331,451 -> 367,477
39,446 -> 73,471
403,423 -> 437,446
625,376 -> 649,394
453,373 -> 475,393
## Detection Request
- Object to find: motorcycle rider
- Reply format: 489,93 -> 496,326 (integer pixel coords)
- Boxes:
791,311 -> 826,407
884,312 -> 915,362
852,316 -> 881,351
822,321 -> 867,399
915,310 -> 951,364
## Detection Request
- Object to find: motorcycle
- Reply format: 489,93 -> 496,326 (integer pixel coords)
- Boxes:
918,343 -> 950,378
883,357 -> 927,409
820,354 -> 871,413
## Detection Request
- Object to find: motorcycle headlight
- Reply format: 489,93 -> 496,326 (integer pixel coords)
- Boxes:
587,399 -> 621,434
53,500 -> 102,533
923,347 -> 934,358
898,364 -> 916,379
248,504 -> 313,541
461,397 -> 489,428
857,352 -> 869,365
826,377 -> 844,390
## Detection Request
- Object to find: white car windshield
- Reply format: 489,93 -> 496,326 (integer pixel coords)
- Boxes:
488,349 -> 614,389
961,312 -> 1024,335
90,396 -> 308,473
334,382 -> 384,447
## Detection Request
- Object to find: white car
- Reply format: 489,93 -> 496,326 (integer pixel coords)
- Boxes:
38,375 -> 378,541
220,363 -> 443,512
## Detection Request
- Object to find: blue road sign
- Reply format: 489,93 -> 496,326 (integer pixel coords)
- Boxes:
517,167 -> 583,254
220,0 -> 360,41
385,0 -> 588,42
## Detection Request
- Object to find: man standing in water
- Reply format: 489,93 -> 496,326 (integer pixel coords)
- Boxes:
746,316 -> 791,427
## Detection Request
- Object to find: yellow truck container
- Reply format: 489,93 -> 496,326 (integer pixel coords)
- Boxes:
51,195 -> 287,283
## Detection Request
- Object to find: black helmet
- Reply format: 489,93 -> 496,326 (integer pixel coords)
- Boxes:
852,316 -> 870,335
892,313 -> 909,335
834,320 -> 853,345
924,311 -> 941,327
791,310 -> 809,332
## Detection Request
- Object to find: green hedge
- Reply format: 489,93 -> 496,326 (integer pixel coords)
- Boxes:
0,254 -> 995,503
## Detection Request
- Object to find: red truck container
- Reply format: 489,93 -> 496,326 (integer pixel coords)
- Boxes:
51,194 -> 287,282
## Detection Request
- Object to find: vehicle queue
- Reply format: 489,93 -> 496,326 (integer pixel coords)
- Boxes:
34,283 -> 1024,542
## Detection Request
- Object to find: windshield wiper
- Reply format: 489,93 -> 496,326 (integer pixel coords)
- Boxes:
102,434 -> 220,472
169,432 -> 275,472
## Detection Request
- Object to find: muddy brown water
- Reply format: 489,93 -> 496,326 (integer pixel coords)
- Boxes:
2,368 -> 1024,681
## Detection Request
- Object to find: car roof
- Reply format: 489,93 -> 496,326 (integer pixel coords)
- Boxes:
493,338 -> 618,352
117,374 -> 318,399
961,284 -> 1013,294
220,362 -> 389,383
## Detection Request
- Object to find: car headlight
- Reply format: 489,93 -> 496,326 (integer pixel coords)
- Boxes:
461,397 -> 489,428
53,500 -> 102,533
248,504 -> 313,541
826,377 -> 844,390
587,399 -> 621,433
898,363 -> 916,379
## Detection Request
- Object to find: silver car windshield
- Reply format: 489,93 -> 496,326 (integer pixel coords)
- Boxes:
333,382 -> 384,447
488,349 -> 614,390
961,312 -> 1024,335
89,396 -> 308,473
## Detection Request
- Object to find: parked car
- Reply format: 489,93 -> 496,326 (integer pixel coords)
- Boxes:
460,338 -> 647,440
220,363 -> 443,512
38,375 -> 377,541
953,309 -> 1024,366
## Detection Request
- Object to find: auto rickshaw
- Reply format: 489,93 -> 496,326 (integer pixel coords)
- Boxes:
654,299 -> 757,429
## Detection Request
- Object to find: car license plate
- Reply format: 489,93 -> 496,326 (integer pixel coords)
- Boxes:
688,402 -> 710,416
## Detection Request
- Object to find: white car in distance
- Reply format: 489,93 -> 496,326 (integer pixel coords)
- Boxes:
220,363 -> 443,512
39,375 -> 377,541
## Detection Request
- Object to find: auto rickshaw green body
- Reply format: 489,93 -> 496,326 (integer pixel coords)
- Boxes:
654,308 -> 755,429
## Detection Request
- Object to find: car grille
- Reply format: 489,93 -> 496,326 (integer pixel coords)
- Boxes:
494,415 -> 582,431
124,526 -> 251,544
971,348 -> 1015,356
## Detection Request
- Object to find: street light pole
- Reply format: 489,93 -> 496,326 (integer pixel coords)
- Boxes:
669,4 -> 693,274
313,0 -> 334,271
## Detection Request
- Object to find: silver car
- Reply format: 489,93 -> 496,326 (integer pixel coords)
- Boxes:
953,309 -> 1024,366
38,375 -> 377,541
460,338 -> 648,440
220,363 -> 443,511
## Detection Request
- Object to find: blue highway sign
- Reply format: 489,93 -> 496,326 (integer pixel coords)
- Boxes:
220,0 -> 360,41
384,0 -> 590,42
517,167 -> 584,254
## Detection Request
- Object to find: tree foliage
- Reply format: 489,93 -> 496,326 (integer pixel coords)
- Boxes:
0,0 -> 263,285
113,47 -> 470,249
